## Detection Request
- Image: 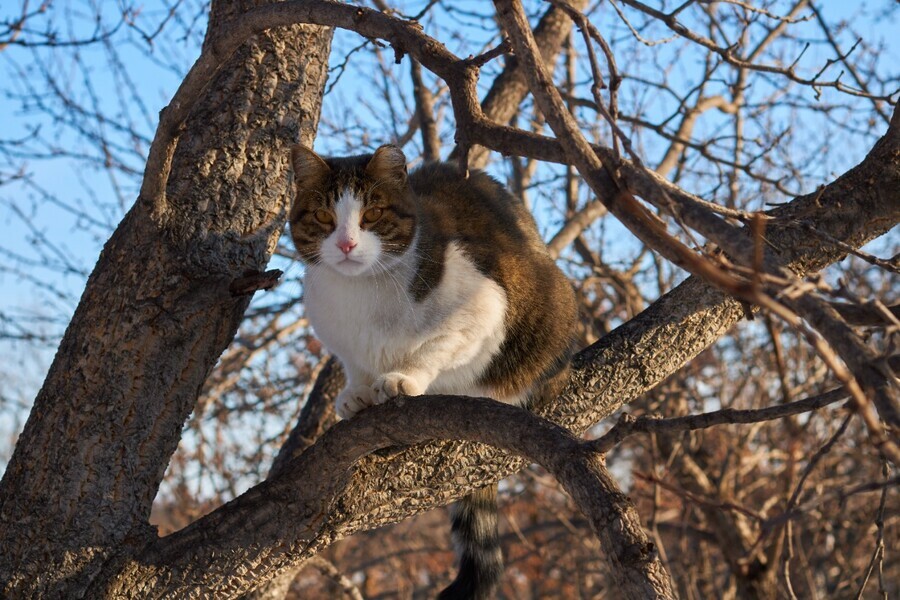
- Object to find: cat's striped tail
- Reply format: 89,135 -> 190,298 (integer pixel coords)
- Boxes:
438,484 -> 503,600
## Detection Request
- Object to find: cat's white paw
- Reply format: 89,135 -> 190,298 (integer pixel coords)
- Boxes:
374,372 -> 425,403
335,384 -> 378,419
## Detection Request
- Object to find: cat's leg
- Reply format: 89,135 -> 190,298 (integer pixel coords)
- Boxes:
335,362 -> 377,419
373,299 -> 506,404
373,333 -> 484,403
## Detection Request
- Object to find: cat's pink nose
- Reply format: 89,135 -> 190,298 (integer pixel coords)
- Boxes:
337,239 -> 357,254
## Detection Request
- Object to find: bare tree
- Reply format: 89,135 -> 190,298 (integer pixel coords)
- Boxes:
0,0 -> 897,598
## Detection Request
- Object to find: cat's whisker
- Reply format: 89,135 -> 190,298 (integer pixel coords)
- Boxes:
380,244 -> 444,267
374,255 -> 416,319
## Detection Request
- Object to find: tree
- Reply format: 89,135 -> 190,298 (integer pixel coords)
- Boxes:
0,0 -> 897,598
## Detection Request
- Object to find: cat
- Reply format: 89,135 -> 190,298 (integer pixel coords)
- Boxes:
289,143 -> 577,599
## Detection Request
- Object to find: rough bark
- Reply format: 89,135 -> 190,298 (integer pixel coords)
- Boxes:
103,395 -> 679,599
0,1 -> 333,596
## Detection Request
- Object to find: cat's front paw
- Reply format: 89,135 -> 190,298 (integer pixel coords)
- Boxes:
335,384 -> 378,419
374,372 -> 425,403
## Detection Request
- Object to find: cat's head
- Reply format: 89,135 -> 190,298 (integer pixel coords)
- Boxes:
289,144 -> 416,276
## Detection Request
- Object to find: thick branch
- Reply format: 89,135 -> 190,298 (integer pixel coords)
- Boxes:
104,397 -> 675,599
0,4 -> 334,597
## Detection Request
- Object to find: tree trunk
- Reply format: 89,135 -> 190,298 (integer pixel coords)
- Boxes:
0,1 -> 332,596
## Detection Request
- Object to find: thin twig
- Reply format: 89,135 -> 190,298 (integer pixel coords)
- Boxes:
590,388 -> 848,453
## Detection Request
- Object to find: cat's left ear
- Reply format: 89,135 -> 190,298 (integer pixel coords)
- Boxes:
366,144 -> 408,186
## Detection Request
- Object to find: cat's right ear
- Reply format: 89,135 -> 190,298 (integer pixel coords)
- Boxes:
290,145 -> 331,189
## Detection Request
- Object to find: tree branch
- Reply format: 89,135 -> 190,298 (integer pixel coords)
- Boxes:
103,397 -> 676,598
590,387 -> 849,453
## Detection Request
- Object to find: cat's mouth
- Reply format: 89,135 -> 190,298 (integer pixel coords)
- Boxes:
329,255 -> 371,276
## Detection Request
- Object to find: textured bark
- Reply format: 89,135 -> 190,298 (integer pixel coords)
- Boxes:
103,396 -> 676,599
0,1 -> 333,596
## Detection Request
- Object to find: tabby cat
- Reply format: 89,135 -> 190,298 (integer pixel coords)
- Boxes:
289,144 -> 577,599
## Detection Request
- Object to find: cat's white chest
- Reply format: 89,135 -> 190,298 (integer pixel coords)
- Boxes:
304,262 -> 416,360
303,243 -> 508,396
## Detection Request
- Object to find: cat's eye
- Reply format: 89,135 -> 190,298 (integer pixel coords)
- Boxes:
362,207 -> 383,224
314,209 -> 334,225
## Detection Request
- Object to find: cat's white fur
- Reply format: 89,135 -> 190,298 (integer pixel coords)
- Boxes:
304,189 -> 509,419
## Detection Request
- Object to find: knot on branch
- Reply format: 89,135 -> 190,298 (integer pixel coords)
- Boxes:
392,43 -> 405,64
229,269 -> 282,296
622,540 -> 657,565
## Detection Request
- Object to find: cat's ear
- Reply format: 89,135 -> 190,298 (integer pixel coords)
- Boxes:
366,144 -> 408,185
291,145 -> 331,188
